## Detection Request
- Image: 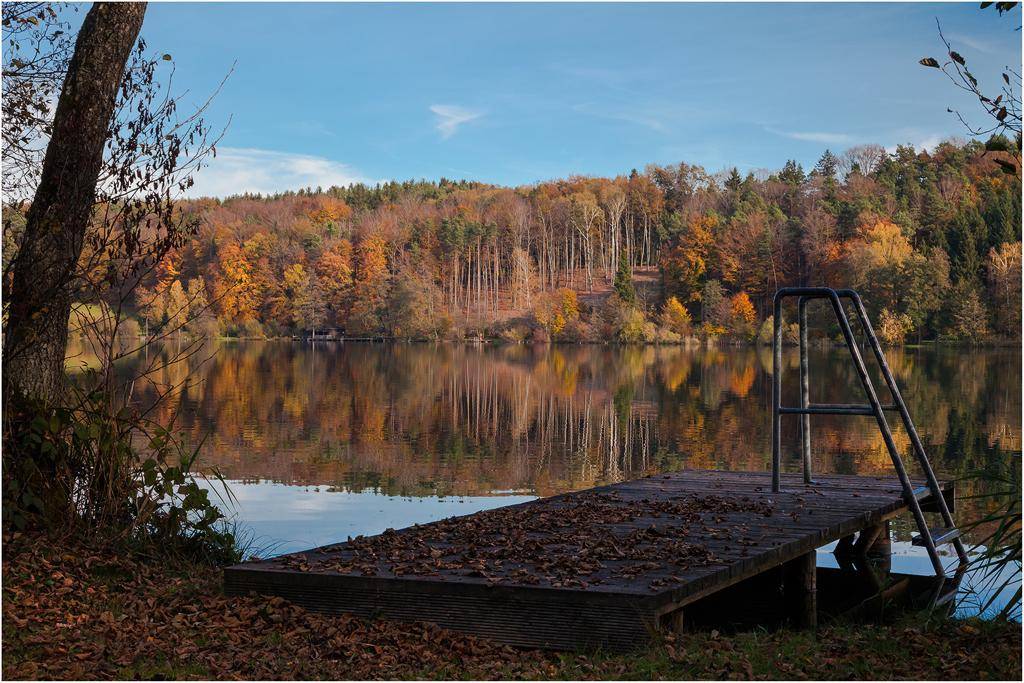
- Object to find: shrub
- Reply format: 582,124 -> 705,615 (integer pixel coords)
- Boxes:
2,377 -> 240,564
945,284 -> 989,341
729,291 -> 757,338
701,322 -> 727,338
701,279 -> 732,331
756,315 -> 800,345
655,327 -> 682,344
617,307 -> 655,343
659,296 -> 693,335
532,288 -> 579,337
527,325 -> 551,343
496,322 -> 529,343
238,318 -> 265,339
877,308 -> 914,345
192,312 -> 222,339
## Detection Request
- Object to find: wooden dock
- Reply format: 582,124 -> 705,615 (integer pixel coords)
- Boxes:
224,469 -> 955,651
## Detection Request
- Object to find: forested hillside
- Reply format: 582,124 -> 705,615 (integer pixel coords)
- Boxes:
22,139 -> 1022,344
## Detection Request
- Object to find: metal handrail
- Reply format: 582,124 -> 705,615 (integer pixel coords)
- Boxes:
771,287 -> 968,578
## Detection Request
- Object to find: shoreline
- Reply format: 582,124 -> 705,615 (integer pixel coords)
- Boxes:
144,335 -> 1024,349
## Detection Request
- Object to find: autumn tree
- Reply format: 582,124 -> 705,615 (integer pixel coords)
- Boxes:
1,2 -> 230,545
729,291 -> 757,338
719,206 -> 790,307
659,296 -> 692,336
314,240 -> 354,327
947,283 -> 990,341
348,234 -> 389,335
294,272 -> 327,335
99,136 -> 1018,345
701,280 -> 731,335
659,213 -> 715,306
387,265 -> 448,339
532,288 -> 579,338
987,241 -> 1022,337
846,218 -> 915,312
877,309 -> 914,345
211,242 -> 259,325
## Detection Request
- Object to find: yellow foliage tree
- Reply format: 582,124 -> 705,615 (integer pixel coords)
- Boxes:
532,288 -> 579,336
729,291 -> 756,333
848,219 -> 913,276
659,296 -> 692,335
308,197 -> 352,234
213,242 -> 258,323
660,213 -> 716,303
315,240 -> 354,325
877,308 -> 914,345
348,235 -> 390,334
987,241 -> 1022,337
283,262 -> 306,294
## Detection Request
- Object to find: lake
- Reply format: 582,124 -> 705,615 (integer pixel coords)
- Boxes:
102,340 -> 1021,617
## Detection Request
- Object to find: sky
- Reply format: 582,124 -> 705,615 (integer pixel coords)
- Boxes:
121,1 -> 1023,197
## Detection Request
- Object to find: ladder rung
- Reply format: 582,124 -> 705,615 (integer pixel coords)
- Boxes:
913,485 -> 955,513
912,527 -> 961,547
779,403 -> 899,416
912,486 -> 932,499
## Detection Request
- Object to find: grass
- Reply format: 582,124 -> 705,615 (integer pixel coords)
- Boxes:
3,528 -> 1020,680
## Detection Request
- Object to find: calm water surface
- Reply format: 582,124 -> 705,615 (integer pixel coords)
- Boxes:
115,341 -> 1021,617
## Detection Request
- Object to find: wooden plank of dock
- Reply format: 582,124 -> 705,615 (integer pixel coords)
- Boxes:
224,469 -> 954,652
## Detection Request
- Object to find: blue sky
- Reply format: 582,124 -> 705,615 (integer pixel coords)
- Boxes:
128,2 -> 1021,197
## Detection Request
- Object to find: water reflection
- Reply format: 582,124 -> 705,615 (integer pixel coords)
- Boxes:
111,341 -> 1019,499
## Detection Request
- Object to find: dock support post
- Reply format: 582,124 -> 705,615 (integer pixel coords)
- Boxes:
858,521 -> 892,575
658,607 -> 684,633
783,551 -> 817,629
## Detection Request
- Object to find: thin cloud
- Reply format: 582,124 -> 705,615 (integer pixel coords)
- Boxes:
573,102 -> 667,132
430,104 -> 482,139
186,147 -> 374,198
945,33 -> 995,55
766,127 -> 855,145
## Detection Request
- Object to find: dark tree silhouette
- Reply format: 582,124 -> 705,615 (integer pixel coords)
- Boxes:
4,2 -> 146,402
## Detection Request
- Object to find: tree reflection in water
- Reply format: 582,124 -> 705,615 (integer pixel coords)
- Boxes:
73,340 -> 1017,538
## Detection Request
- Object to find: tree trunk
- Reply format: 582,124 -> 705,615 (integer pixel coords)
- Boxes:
3,2 -> 147,403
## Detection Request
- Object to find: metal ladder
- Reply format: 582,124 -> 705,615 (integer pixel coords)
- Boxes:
771,287 -> 968,578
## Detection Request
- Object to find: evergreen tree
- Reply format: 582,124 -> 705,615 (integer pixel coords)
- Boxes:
778,160 -> 805,185
814,149 -> 840,179
725,167 -> 742,192
983,182 -> 1022,247
947,207 -> 987,285
613,252 -> 637,304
